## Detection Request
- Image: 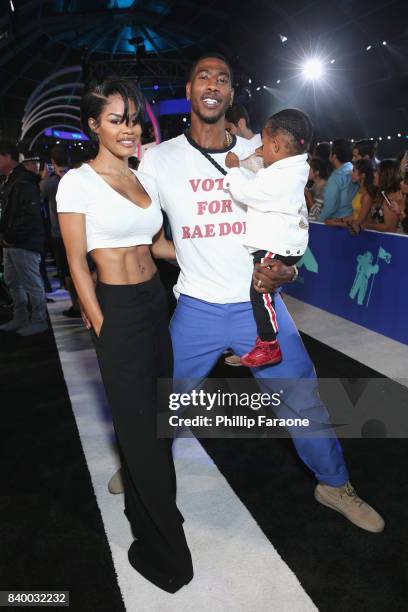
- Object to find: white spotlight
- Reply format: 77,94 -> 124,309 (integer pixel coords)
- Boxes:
366,45 -> 372,51
263,85 -> 267,89
382,40 -> 387,46
182,117 -> 187,123
248,78 -> 252,84
379,137 -> 383,140
9,0 -> 15,12
387,135 -> 391,139
280,34 -> 288,43
330,59 -> 335,64
398,133 -> 402,137
302,58 -> 324,80
276,79 -> 281,84
256,86 -> 261,91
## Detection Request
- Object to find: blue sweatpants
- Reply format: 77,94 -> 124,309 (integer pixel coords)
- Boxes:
170,293 -> 349,487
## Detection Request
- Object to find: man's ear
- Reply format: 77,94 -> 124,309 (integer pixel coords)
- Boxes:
238,118 -> 246,131
186,82 -> 191,101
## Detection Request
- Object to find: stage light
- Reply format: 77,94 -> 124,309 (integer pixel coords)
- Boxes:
382,41 -> 387,46
280,34 -> 288,43
387,135 -> 391,139
302,58 -> 324,80
330,59 -> 335,64
366,45 -> 372,51
182,117 -> 187,123
56,140 -> 60,144
276,79 -> 281,84
256,86 -> 261,91
248,78 -> 252,84
379,137 -> 383,140
398,133 -> 402,137
263,85 -> 267,89
153,85 -> 159,90
9,0 -> 14,12
370,137 -> 374,140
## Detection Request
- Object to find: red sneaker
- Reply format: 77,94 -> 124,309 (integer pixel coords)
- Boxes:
240,337 -> 282,367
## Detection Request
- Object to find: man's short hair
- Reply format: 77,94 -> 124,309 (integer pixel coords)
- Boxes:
353,139 -> 376,159
189,52 -> 234,84
331,139 -> 353,164
0,140 -> 19,162
225,104 -> 251,130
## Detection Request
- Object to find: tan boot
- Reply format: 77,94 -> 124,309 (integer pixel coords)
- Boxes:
108,468 -> 124,494
315,481 -> 385,533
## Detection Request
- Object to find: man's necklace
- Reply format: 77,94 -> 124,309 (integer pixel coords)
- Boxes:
185,129 -> 235,176
186,128 -> 232,150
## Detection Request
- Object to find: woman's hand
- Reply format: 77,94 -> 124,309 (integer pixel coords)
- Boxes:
225,152 -> 240,169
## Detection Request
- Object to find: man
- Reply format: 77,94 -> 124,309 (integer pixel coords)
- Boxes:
352,139 -> 378,164
225,103 -> 262,148
318,139 -> 358,221
0,142 -> 48,335
138,54 -> 384,533
40,145 -> 80,317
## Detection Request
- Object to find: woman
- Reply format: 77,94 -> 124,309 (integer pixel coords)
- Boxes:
56,77 -> 193,593
364,158 -> 403,233
324,159 -> 376,232
305,156 -> 329,219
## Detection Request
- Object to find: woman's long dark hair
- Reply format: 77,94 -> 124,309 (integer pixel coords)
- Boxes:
353,159 -> 377,198
377,158 -> 402,194
80,77 -> 145,142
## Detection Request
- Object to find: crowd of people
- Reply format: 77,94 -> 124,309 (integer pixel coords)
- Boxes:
305,137 -> 408,235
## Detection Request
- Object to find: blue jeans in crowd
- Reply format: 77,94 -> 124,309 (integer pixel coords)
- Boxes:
3,247 -> 47,326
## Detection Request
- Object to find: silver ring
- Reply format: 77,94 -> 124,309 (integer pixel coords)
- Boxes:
257,279 -> 262,288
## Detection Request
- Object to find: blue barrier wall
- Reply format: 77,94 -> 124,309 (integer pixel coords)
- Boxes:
283,222 -> 408,345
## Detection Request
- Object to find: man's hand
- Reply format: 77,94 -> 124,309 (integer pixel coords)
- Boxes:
253,259 -> 296,293
225,152 -> 240,169
0,239 -> 12,247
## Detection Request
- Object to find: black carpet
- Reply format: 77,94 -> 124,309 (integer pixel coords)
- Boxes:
0,313 -> 125,612
2,262 -> 407,611
199,333 -> 408,612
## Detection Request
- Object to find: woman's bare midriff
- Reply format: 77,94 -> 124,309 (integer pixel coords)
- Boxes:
90,244 -> 157,285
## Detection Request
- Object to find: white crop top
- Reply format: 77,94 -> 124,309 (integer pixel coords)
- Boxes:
56,163 -> 163,253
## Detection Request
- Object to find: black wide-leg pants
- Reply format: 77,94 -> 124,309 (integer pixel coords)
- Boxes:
91,272 -> 193,593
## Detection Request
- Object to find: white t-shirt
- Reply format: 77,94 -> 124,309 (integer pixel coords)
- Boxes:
139,134 -> 256,303
56,163 -> 163,253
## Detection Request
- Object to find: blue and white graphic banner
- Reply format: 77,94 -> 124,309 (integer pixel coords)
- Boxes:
283,222 -> 408,345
